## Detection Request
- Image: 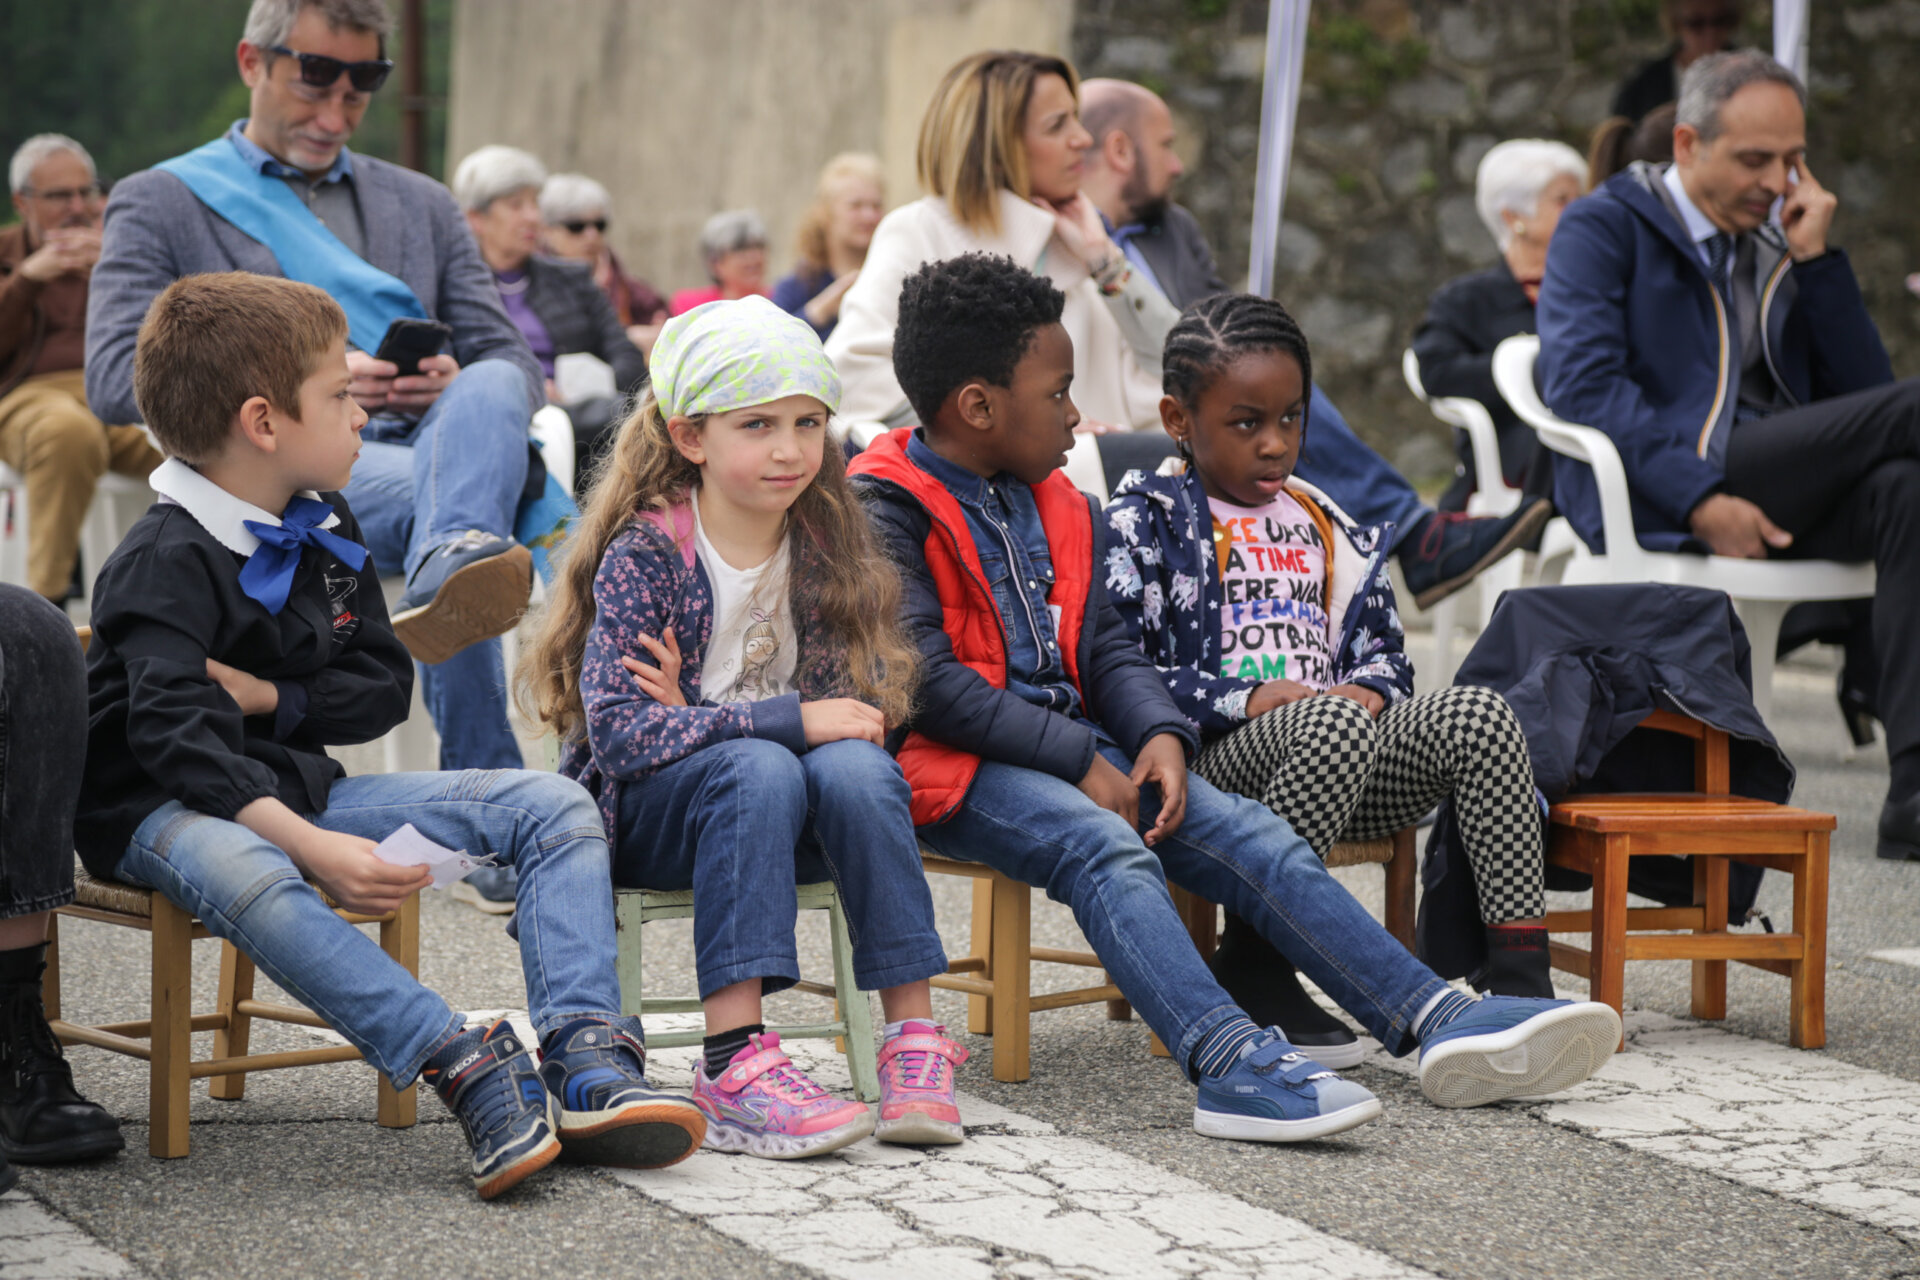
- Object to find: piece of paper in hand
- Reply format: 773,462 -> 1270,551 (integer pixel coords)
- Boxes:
373,823 -> 488,890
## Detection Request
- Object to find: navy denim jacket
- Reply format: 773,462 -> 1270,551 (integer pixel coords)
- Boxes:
907,433 -> 1082,718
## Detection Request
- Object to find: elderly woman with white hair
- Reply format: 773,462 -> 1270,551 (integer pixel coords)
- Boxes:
668,209 -> 770,316
451,146 -> 646,481
539,173 -> 668,356
1413,138 -> 1589,510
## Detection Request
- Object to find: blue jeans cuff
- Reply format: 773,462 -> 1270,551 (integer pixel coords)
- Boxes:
696,954 -> 802,1002
851,948 -> 949,994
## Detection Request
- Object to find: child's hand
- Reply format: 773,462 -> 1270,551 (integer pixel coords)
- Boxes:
1246,679 -> 1313,718
1324,684 -> 1385,717
206,659 -> 280,717
622,628 -> 685,705
1077,753 -> 1139,830
800,699 -> 885,746
292,828 -> 431,916
1130,733 -> 1189,845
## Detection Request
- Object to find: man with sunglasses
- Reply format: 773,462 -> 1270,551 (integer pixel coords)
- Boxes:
1,133 -> 163,603
87,0 -> 546,775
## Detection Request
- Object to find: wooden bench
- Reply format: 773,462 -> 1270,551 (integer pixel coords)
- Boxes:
1544,708 -> 1832,1049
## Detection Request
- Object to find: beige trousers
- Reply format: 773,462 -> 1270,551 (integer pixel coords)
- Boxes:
0,368 -> 163,598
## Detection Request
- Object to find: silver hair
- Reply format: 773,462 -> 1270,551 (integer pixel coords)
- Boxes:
1474,139 -> 1589,250
9,134 -> 96,196
1677,50 -> 1805,144
242,0 -> 392,56
451,145 -> 548,214
698,209 -> 767,264
540,173 -> 612,225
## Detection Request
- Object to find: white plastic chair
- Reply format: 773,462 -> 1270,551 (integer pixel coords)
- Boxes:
1491,334 -> 1875,720
1401,349 -> 1527,690
0,462 -> 154,610
0,463 -> 28,589
530,405 -> 577,498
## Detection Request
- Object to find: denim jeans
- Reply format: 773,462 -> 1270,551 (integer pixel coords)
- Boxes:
1293,386 -> 1429,551
611,738 -> 948,1000
115,769 -> 621,1087
344,359 -> 532,771
916,743 -> 1448,1072
0,585 -> 81,917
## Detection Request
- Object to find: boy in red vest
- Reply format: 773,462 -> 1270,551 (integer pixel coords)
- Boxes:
850,254 -> 1620,1140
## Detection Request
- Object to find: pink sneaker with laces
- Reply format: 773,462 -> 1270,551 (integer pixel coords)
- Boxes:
692,1032 -> 874,1159
875,1022 -> 968,1145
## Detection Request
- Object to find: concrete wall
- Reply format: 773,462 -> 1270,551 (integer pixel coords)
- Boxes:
447,0 -> 1070,296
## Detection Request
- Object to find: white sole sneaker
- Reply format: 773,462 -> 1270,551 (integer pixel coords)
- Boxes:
448,880 -> 516,915
875,1110 -> 965,1145
702,1108 -> 876,1160
1193,1095 -> 1383,1143
1418,1001 -> 1621,1109
1285,1037 -> 1368,1070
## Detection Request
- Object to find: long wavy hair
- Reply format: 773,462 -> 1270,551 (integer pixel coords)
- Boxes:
792,152 -> 884,277
517,388 -> 918,742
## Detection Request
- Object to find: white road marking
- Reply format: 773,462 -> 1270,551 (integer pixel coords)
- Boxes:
1867,948 -> 1920,969
0,1191 -> 138,1278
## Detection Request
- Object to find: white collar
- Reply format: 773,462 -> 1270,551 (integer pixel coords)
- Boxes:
149,457 -> 338,556
1662,163 -> 1728,250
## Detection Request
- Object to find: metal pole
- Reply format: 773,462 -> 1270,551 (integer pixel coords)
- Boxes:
399,0 -> 427,173
1772,0 -> 1809,83
1247,0 -> 1312,298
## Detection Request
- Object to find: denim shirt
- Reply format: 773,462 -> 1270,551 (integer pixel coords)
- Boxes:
907,432 -> 1083,718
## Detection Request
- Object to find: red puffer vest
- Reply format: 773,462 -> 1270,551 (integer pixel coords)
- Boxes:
851,430 -> 1094,824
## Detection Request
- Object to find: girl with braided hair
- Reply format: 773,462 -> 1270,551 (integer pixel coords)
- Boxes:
1104,293 -> 1555,1065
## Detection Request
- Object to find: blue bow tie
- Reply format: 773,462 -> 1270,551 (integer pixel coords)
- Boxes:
238,496 -> 368,615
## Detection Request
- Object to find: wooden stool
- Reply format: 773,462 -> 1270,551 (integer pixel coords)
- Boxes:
614,883 -> 880,1102
1545,709 -> 1833,1050
46,869 -> 420,1158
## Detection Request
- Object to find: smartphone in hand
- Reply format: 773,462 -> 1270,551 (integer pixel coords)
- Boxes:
373,318 -> 453,376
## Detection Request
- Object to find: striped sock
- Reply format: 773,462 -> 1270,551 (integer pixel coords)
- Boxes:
1189,1015 -> 1267,1079
1413,989 -> 1478,1042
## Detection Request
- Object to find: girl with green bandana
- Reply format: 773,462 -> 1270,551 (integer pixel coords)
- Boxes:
522,296 -> 966,1160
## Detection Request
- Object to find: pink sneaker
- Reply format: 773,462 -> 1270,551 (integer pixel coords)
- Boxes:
692,1032 -> 874,1159
875,1022 -> 968,1145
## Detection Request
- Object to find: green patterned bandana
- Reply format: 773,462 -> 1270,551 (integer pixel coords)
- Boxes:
648,295 -> 842,419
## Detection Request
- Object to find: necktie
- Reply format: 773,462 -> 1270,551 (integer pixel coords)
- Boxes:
238,495 -> 368,615
1704,232 -> 1733,295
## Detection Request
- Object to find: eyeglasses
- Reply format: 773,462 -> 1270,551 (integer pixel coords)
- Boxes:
267,44 -> 394,93
559,219 -> 608,234
22,184 -> 103,204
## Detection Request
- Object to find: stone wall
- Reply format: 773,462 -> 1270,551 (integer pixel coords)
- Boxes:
1073,0 -> 1920,482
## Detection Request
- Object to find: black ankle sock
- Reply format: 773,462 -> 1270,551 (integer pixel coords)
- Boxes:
0,943 -> 47,987
1890,748 -> 1920,801
1477,923 -> 1554,998
703,1023 -> 763,1078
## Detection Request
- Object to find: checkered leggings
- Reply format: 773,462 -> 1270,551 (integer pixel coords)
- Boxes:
1193,685 -> 1545,924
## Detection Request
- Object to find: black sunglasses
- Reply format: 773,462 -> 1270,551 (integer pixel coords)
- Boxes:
268,44 -> 394,93
559,219 -> 609,234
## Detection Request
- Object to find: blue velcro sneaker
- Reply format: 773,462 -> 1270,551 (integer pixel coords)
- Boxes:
421,1019 -> 560,1200
538,1015 -> 706,1168
1417,996 -> 1622,1108
391,530 -> 532,665
1193,1031 -> 1382,1143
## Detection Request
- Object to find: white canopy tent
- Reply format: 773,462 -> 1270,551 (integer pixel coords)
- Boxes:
1246,0 -> 1815,298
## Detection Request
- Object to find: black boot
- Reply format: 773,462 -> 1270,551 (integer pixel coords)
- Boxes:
1209,914 -> 1364,1068
1470,923 -> 1556,998
0,946 -> 123,1163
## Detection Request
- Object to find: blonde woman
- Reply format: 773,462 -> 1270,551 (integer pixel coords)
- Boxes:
774,153 -> 886,339
825,49 -> 1178,494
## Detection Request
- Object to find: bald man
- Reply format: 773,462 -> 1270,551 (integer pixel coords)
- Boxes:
1077,78 -> 1551,614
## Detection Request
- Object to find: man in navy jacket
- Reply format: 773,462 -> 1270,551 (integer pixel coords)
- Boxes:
1537,50 -> 1920,861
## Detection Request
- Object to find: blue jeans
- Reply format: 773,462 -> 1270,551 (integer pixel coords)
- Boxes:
344,359 -> 532,771
115,769 -> 621,1088
917,743 -> 1448,1072
611,739 -> 948,1000
1293,386 -> 1429,551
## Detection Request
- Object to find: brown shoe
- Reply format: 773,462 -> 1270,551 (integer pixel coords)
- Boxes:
390,535 -> 532,665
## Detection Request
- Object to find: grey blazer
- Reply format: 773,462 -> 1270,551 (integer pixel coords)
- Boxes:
523,255 -> 647,394
85,148 -> 543,426
1129,202 -> 1229,311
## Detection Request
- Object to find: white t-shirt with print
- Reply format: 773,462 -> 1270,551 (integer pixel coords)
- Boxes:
691,499 -> 798,705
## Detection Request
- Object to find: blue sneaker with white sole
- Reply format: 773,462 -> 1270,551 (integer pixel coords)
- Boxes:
1194,1031 -> 1382,1143
421,1019 -> 559,1200
1417,996 -> 1621,1108
538,1015 -> 706,1169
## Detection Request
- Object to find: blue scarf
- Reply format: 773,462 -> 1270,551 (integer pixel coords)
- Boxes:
157,136 -> 428,352
239,496 -> 368,615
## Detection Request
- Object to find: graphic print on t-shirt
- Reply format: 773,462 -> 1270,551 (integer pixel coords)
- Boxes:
1212,491 -> 1333,691
735,608 -> 783,700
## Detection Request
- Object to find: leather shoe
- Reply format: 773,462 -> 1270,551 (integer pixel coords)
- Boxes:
0,985 -> 123,1163
1876,794 -> 1920,862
